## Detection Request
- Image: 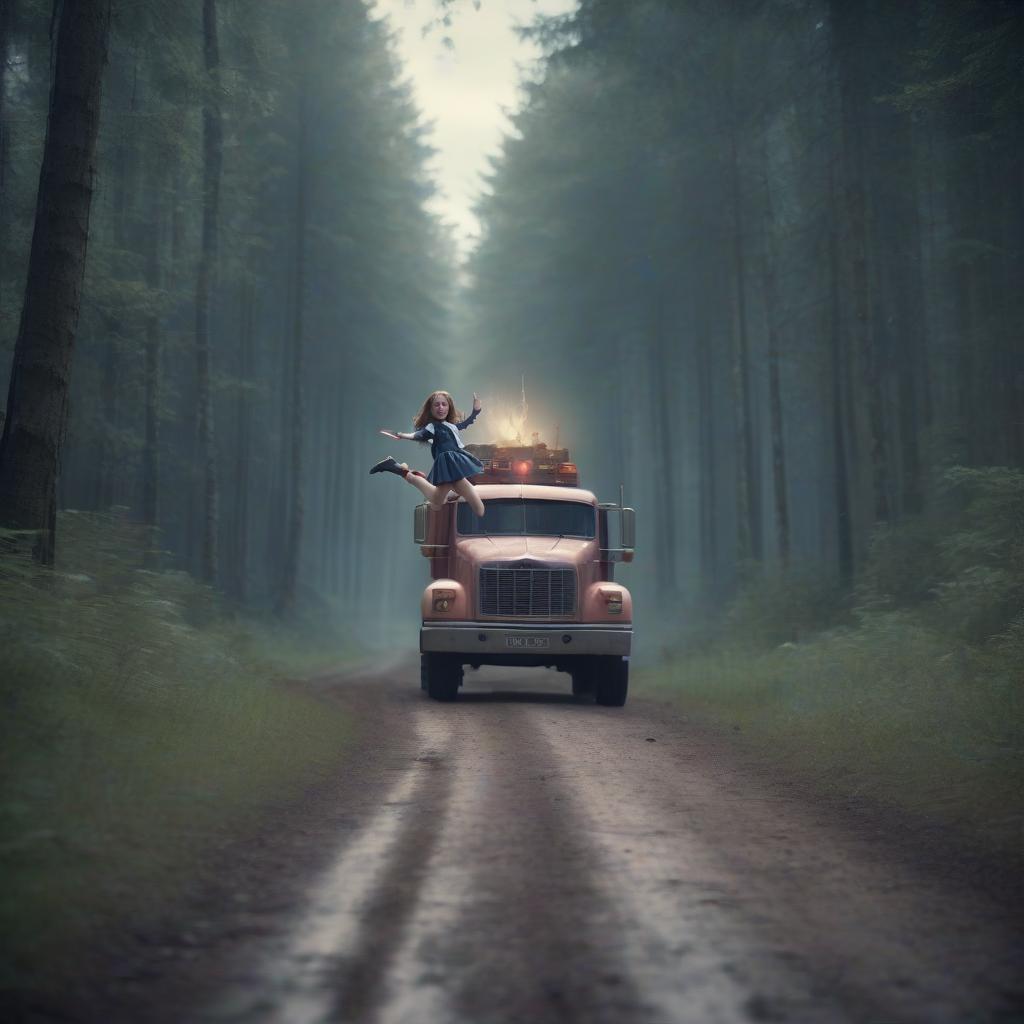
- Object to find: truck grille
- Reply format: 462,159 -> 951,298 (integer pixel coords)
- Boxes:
478,562 -> 577,617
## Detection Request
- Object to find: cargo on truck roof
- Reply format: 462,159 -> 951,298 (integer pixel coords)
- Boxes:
465,441 -> 578,487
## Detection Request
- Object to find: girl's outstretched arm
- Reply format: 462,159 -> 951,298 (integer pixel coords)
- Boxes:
456,392 -> 483,430
379,428 -> 429,441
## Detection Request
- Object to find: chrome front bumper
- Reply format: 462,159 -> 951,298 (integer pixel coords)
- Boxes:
420,621 -> 632,657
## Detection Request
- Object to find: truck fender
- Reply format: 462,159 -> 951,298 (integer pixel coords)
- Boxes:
421,579 -> 468,620
581,582 -> 633,623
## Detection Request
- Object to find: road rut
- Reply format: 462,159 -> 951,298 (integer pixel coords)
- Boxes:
182,665 -> 1023,1024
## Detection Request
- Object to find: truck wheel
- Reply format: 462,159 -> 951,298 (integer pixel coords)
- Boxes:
595,656 -> 629,707
570,657 -> 596,698
424,653 -> 461,702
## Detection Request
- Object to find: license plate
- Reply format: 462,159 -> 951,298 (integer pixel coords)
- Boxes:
505,635 -> 550,649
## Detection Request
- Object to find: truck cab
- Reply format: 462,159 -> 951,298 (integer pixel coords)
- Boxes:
415,443 -> 635,705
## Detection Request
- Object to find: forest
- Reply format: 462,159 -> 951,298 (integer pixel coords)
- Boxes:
1,0 -> 450,618
2,0 -> 1020,633
468,0 -> 1023,626
0,0 -> 1021,1002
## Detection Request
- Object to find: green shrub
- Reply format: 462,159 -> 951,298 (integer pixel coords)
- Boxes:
723,564 -> 848,651
0,512 -> 355,992
855,517 -> 946,610
640,612 -> 1022,859
644,466 -> 1024,860
933,466 -> 1024,643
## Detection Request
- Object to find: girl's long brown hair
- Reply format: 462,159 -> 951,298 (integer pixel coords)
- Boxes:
413,390 -> 462,429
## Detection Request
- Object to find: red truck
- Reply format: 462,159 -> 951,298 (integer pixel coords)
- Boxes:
415,442 -> 635,705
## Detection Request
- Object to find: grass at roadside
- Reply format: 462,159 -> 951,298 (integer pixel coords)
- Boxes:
636,621 -> 1022,860
0,513 -> 358,996
637,468 -> 1024,862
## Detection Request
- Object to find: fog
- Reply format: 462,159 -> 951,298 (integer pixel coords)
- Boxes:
1,0 -> 1020,652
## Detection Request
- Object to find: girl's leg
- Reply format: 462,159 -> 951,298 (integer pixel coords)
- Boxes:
403,469 -> 447,510
452,477 -> 485,517
370,456 -> 448,509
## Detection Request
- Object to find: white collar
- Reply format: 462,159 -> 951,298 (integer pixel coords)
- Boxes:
424,420 -> 465,448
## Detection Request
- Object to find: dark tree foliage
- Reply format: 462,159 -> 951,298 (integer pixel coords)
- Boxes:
464,0 -> 1023,629
1,0 -> 452,623
2,0 -> 1018,637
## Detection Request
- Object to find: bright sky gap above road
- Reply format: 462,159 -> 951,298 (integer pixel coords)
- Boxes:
371,0 -> 578,262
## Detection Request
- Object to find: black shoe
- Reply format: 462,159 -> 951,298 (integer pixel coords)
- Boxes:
370,456 -> 404,476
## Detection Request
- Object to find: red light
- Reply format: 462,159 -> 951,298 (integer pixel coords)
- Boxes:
514,460 -> 532,475
557,463 -> 577,474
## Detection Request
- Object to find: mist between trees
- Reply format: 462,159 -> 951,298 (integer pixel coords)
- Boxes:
1,0 -> 451,636
0,0 -> 1021,647
463,0 -> 1023,650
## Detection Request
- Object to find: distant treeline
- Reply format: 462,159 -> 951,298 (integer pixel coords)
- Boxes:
0,0 -> 450,617
2,0 -> 1021,630
466,0 -> 1023,613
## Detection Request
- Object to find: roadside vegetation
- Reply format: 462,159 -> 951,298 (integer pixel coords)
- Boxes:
0,512 -> 356,995
640,467 -> 1024,860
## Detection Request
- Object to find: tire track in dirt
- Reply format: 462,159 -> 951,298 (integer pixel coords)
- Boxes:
368,696 -> 655,1024
202,705 -> 456,1024
187,665 -> 1022,1024
534,697 -> 1024,1023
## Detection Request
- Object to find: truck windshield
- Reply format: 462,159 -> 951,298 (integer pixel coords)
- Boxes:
457,499 -> 596,538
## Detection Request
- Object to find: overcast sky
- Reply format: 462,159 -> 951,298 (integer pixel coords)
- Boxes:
371,0 -> 577,261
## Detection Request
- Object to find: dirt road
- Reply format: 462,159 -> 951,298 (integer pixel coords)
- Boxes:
118,665 -> 1022,1024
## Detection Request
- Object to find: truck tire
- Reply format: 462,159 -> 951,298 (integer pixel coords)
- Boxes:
570,656 -> 597,697
424,652 -> 461,702
595,656 -> 629,707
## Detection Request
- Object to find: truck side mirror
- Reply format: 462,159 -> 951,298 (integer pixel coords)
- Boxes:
414,503 -> 450,558
598,504 -> 636,563
621,507 -> 635,550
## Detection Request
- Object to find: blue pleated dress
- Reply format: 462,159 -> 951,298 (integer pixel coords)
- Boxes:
413,408 -> 484,485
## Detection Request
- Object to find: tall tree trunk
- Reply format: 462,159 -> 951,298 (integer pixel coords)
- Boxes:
0,0 -> 14,317
233,282 -> 252,603
760,168 -> 790,569
96,80 -> 139,511
952,152 -> 979,465
342,454 -> 359,595
649,290 -> 678,599
766,337 -> 788,567
266,326 -> 290,598
96,315 -> 118,509
1003,148 -> 1024,466
278,84 -> 308,617
0,0 -> 113,564
194,0 -> 222,584
697,300 -> 718,597
918,115 -> 939,460
328,408 -> 346,594
827,166 -> 854,586
891,117 -> 928,516
142,315 -> 160,546
831,2 -> 891,524
320,392 -> 336,593
726,25 -> 761,566
141,177 -> 161,564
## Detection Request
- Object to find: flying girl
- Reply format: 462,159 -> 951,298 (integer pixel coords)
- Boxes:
371,391 -> 485,517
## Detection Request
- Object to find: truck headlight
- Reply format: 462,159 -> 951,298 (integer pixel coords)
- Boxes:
600,589 -> 623,614
432,589 -> 456,612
